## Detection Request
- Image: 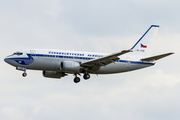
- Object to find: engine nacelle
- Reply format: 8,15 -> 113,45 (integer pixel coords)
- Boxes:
43,71 -> 66,79
60,61 -> 80,73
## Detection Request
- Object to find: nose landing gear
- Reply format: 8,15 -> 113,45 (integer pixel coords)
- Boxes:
16,67 -> 27,77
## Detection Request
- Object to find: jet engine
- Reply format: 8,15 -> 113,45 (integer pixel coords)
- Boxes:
43,71 -> 66,78
60,61 -> 81,73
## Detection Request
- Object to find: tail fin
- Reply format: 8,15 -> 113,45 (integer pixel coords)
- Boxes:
130,25 -> 159,58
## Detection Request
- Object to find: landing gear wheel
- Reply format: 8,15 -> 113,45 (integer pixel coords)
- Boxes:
83,74 -> 90,80
74,77 -> 80,83
22,73 -> 27,77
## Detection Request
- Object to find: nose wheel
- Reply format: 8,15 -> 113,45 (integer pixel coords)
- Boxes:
22,72 -> 27,77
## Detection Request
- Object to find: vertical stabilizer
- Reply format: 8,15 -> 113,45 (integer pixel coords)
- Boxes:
130,25 -> 159,58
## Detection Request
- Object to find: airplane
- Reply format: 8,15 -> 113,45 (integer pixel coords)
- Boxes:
4,25 -> 174,83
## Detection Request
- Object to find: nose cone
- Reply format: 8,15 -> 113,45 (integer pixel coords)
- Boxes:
4,57 -> 13,65
4,57 -> 9,63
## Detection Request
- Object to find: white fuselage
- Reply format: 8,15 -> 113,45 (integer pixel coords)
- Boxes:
4,49 -> 155,74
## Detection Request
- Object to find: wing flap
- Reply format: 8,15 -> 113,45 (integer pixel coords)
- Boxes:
141,52 -> 174,62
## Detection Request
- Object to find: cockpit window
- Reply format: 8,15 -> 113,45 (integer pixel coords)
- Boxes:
13,52 -> 23,56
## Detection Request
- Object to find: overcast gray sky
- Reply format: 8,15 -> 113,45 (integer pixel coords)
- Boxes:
0,0 -> 179,120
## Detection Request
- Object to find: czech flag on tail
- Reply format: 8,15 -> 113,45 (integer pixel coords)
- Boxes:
141,44 -> 147,48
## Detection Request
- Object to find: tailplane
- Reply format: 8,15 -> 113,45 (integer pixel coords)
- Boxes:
141,52 -> 174,62
130,25 -> 159,58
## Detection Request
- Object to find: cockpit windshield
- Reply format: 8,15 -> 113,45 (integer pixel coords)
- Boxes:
12,52 -> 23,56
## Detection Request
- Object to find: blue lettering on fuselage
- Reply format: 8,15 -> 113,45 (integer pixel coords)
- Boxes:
48,51 -> 103,58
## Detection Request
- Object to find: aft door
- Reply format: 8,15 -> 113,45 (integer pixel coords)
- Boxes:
126,57 -> 131,68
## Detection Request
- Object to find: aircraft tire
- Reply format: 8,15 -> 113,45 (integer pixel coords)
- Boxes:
83,74 -> 90,80
22,73 -> 27,77
74,77 -> 80,83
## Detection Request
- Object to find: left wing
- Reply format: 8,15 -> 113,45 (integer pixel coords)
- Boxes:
81,50 -> 131,71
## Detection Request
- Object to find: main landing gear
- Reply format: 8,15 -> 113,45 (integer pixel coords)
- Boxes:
73,73 -> 90,83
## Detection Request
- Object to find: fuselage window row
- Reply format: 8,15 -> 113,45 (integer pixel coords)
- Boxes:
48,51 -> 103,58
49,51 -> 85,56
37,54 -> 94,60
33,54 -> 121,62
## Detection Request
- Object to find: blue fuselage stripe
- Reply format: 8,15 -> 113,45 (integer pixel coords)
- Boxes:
6,53 -> 155,66
34,54 -> 155,65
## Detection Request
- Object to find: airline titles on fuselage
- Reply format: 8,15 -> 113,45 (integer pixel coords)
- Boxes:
48,51 -> 103,58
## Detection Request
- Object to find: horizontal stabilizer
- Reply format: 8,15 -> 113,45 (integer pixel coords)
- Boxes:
141,52 -> 174,62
